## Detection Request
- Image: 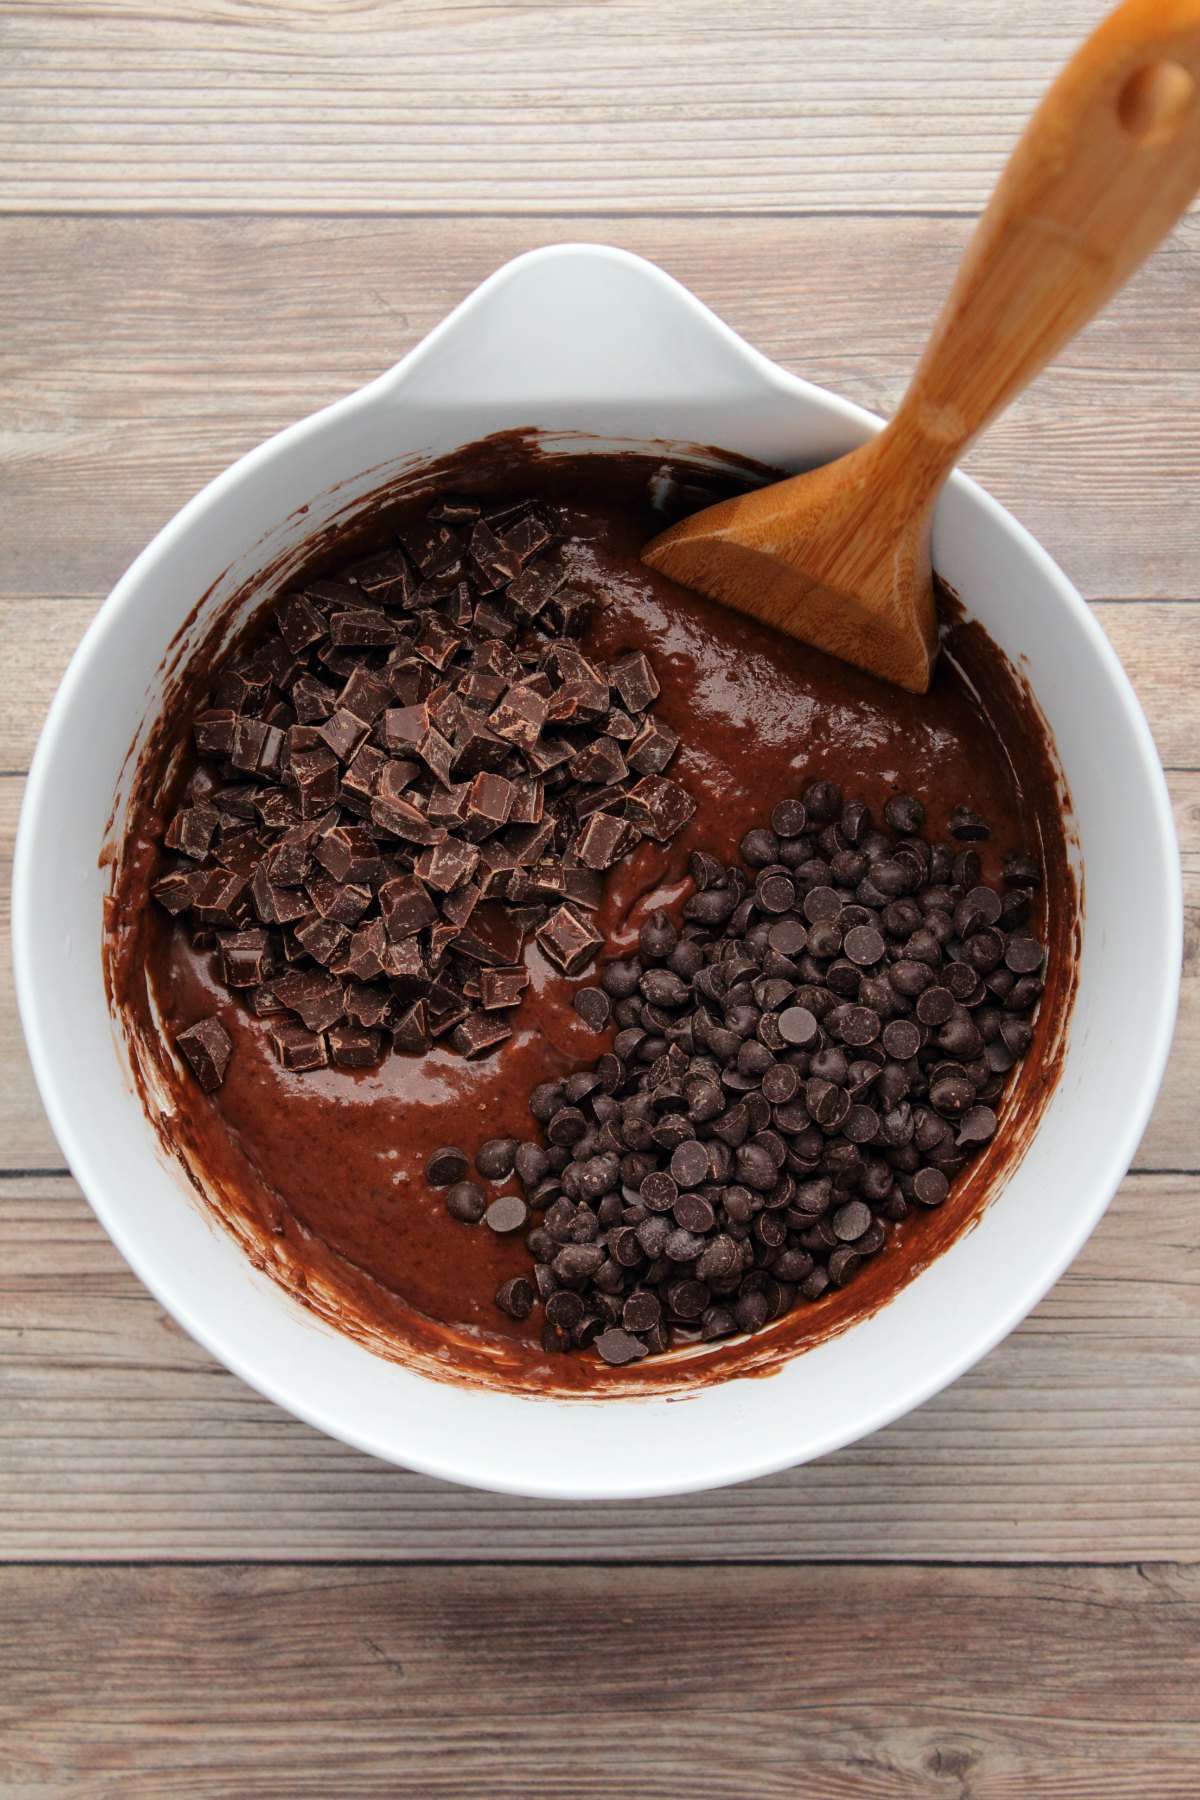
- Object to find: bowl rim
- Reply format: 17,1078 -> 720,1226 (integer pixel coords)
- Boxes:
12,243 -> 1184,1499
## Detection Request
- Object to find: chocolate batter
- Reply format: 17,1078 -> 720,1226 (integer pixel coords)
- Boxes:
106,440 -> 1078,1395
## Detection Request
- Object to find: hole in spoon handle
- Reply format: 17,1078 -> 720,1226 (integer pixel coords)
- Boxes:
1117,59 -> 1197,146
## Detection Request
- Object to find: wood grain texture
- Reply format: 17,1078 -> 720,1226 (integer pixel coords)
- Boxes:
0,1171 -> 1196,1563
1,1562 -> 1198,1799
0,0 -> 1137,217
1,214 -> 1198,599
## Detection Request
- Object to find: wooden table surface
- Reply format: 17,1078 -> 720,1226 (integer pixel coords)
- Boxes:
2,2 -> 1198,1794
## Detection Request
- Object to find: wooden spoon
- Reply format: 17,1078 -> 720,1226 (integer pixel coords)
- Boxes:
643,0 -> 1200,692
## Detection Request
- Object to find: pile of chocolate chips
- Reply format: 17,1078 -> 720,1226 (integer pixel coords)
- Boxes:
153,492 -> 695,1085
441,782 -> 1046,1365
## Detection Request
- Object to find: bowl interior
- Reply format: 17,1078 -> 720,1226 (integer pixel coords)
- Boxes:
13,246 -> 1180,1497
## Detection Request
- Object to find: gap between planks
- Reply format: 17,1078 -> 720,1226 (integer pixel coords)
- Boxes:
0,1171 -> 1195,1564
0,1563 -> 1197,1800
1,213 -> 1198,599
0,0 -> 1136,217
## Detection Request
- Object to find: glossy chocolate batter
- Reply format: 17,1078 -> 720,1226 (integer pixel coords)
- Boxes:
107,440 -> 1078,1395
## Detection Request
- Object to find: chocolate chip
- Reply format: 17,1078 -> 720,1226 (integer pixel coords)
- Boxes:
573,986 -> 612,1033
427,1146 -> 468,1187
594,1327 -> 649,1365
956,1104 -> 998,1147
476,1138 -> 518,1180
778,1005 -> 819,1047
670,1140 -> 711,1189
1005,934 -> 1045,974
495,1278 -> 534,1320
832,1200 -> 871,1242
881,1018 -> 921,1060
913,1167 -> 950,1206
740,827 -> 779,867
445,1181 -> 487,1223
673,1193 -> 716,1234
884,793 -> 925,834
843,924 -> 885,966
486,1194 -> 529,1234
949,804 -> 991,841
827,1245 -> 861,1286
916,985 -> 955,1026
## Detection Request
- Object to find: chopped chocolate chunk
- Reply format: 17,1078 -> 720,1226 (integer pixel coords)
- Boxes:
507,557 -> 566,617
194,709 -> 237,757
472,598 -> 517,641
450,1011 -> 513,1058
250,863 -> 311,927
441,881 -> 481,927
627,716 -> 681,776
536,903 -> 604,976
455,901 -> 525,967
295,916 -> 350,968
317,707 -> 370,764
329,609 -> 402,648
327,1024 -> 383,1068
192,869 -> 253,929
349,548 -> 413,603
219,928 -> 272,987
575,811 -> 636,870
291,676 -> 338,724
344,981 -> 392,1029
623,774 -> 696,843
268,1020 -> 329,1071
307,869 -> 371,927
164,804 -> 219,861
480,966 -> 530,1010
151,868 -> 211,916
413,614 -> 463,671
609,649 -> 660,713
547,676 -> 609,725
270,967 -> 345,1033
378,873 -> 439,940
464,771 -> 515,836
176,1017 -> 232,1091
416,837 -> 480,893
489,682 -> 549,753
371,791 -> 447,845
469,518 -> 524,588
568,736 -> 627,786
276,593 -> 328,655
451,708 -> 510,777
392,999 -> 431,1055
286,746 -> 340,818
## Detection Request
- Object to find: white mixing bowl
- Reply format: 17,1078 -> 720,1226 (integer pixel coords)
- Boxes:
13,245 -> 1181,1498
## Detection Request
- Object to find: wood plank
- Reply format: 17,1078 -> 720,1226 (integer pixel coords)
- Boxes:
5,598 -> 1198,776
1,1562 -> 1197,1798
0,0 -> 1133,216
0,1171 -> 1195,1563
1,214 -> 1198,599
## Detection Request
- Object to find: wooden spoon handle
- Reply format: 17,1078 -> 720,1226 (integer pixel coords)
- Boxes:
895,0 -> 1200,467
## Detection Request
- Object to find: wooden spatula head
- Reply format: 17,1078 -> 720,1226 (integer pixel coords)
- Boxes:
644,0 -> 1200,696
642,429 -> 940,694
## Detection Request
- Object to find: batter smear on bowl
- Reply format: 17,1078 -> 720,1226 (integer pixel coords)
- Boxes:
107,443 -> 1078,1394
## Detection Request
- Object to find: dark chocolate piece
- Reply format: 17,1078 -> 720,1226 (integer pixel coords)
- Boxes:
176,1017 -> 232,1091
535,903 -> 604,976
